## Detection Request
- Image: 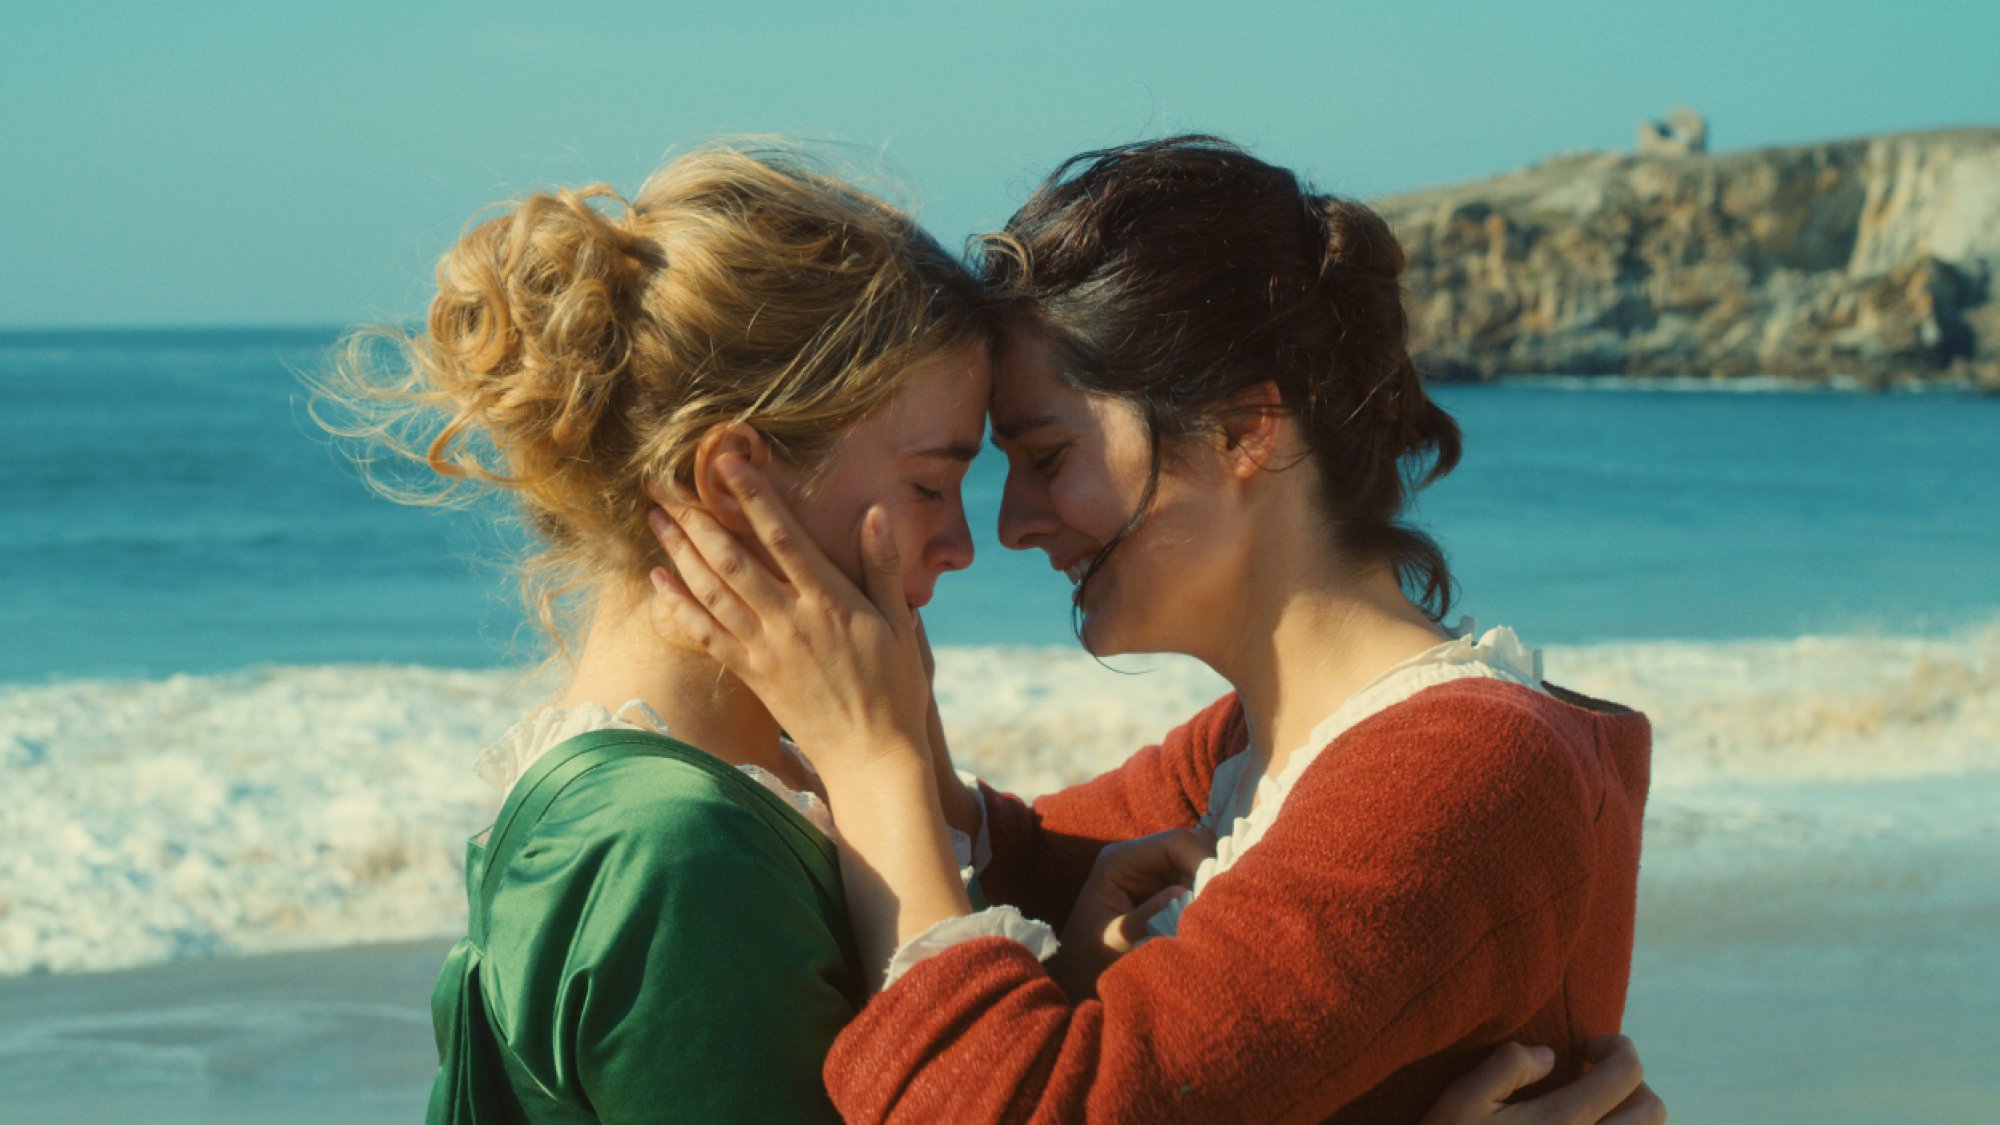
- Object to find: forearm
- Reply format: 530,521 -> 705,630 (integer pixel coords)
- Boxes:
820,747 -> 973,988
926,696 -> 983,842
828,859 -> 1590,1124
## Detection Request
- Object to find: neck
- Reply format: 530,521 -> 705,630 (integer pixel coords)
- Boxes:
1205,548 -> 1448,772
553,581 -> 793,777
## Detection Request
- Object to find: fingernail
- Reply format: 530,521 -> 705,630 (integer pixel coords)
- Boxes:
647,509 -> 669,535
649,568 -> 670,592
1532,1046 -> 1554,1066
718,455 -> 748,482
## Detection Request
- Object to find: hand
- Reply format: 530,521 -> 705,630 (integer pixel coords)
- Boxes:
1419,1036 -> 1664,1125
645,455 -> 931,781
1048,827 -> 1215,999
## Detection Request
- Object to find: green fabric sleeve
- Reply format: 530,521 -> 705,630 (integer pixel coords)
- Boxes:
481,753 -> 856,1124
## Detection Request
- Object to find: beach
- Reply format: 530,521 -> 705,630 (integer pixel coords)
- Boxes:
5,636 -> 1998,1121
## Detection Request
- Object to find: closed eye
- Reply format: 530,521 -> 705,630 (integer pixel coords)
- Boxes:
1031,445 -> 1069,475
913,483 -> 944,501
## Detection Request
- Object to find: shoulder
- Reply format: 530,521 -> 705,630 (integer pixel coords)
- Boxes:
1302,679 -> 1641,826
514,742 -> 818,886
1355,677 -> 1641,764
484,742 -> 844,970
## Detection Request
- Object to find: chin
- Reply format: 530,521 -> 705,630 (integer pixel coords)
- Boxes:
1079,594 -> 1188,659
1077,609 -> 1134,659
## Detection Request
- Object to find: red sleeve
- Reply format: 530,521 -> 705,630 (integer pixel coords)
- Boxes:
975,694 -> 1243,930
827,685 -> 1602,1123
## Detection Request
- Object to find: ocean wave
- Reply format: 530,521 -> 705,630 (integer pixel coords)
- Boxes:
2,625 -> 1994,975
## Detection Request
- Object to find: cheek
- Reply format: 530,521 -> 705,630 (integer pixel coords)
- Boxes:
1051,469 -> 1133,540
794,495 -> 867,587
900,502 -> 953,567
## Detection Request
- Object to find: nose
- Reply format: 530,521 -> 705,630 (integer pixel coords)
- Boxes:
997,470 -> 1056,553
925,503 -> 975,574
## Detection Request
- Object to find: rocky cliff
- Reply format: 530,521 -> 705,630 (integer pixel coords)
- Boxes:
1376,128 -> 2000,389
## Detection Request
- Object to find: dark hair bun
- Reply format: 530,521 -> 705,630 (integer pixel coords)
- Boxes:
983,135 -> 1463,620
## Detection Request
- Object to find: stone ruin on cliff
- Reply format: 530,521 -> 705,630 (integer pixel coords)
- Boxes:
1636,108 -> 1708,156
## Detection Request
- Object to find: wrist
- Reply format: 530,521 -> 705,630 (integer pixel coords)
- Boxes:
817,736 -> 932,802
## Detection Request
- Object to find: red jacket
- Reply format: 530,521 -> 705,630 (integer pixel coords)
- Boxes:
825,678 -> 1652,1123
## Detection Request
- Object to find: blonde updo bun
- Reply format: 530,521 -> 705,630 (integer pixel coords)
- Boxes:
318,143 -> 991,648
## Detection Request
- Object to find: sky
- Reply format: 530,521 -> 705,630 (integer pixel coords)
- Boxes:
3,0 -> 1996,329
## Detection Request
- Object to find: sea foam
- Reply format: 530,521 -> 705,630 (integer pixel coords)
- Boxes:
2,625 -> 1995,974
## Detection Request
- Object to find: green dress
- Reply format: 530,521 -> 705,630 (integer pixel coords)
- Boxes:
426,729 -> 861,1124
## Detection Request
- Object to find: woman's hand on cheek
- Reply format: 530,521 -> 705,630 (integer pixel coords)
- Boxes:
648,457 -> 974,984
645,455 -> 932,779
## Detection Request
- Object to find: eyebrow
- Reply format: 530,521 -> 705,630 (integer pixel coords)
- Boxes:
902,439 -> 985,463
992,413 -> 1059,442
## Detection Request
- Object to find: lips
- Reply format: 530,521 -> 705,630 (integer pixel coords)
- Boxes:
1050,549 -> 1104,591
1050,553 -> 1087,586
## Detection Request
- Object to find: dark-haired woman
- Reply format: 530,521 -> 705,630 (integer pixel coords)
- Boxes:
650,136 -> 1657,1123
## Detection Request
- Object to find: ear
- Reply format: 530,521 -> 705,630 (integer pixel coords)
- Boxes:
690,423 -> 774,531
1218,381 -> 1287,478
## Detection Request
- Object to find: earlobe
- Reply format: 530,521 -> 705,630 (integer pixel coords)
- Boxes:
690,423 -> 773,530
1223,381 -> 1287,477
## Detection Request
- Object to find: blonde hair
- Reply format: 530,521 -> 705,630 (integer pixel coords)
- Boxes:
316,143 -> 992,651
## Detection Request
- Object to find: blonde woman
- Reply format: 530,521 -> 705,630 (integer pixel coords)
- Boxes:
329,143 -> 1654,1123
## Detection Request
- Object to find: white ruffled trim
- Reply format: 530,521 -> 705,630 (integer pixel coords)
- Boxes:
474,699 -> 836,839
736,762 -> 837,835
883,904 -> 1060,988
956,768 -> 993,876
1146,619 -> 1547,938
474,698 -> 671,792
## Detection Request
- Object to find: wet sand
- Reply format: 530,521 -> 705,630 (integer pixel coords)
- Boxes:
0,940 -> 448,1124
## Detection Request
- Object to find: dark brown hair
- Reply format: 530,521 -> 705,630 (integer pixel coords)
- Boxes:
978,135 -> 1462,620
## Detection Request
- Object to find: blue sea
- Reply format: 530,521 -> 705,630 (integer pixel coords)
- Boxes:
3,328 -> 1996,682
2,328 -> 1997,1122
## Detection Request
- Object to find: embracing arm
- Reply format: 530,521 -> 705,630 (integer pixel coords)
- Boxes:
824,693 -> 1605,1123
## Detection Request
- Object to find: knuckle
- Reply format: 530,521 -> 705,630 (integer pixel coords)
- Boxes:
1606,1046 -> 1641,1083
